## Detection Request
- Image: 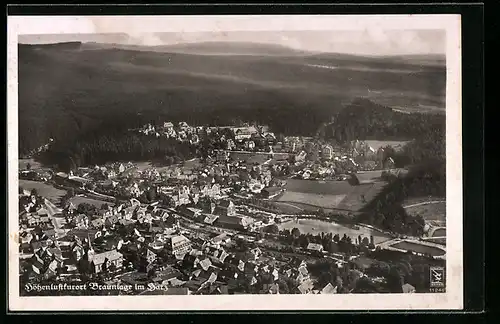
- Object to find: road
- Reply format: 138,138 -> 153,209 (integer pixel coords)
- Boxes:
403,200 -> 445,209
44,198 -> 68,238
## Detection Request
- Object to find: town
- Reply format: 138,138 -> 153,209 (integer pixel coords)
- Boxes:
18,120 -> 446,296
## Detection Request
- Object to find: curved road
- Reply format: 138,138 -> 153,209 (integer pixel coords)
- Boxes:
403,200 -> 445,209
44,198 -> 68,238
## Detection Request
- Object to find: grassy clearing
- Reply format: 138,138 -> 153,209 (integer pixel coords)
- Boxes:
278,191 -> 346,208
19,180 -> 67,203
278,218 -> 391,244
284,179 -> 354,195
389,241 -> 445,256
404,201 -> 446,223
19,158 -> 42,170
337,182 -> 387,211
69,196 -> 113,209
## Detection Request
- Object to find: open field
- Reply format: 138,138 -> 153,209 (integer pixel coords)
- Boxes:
280,179 -> 388,212
278,218 -> 392,244
432,228 -> 446,237
272,201 -> 308,214
389,241 -> 445,257
337,182 -> 387,211
426,237 -> 446,245
69,195 -> 113,209
19,158 -> 42,170
19,180 -> 67,203
284,179 -> 353,195
404,200 -> 446,223
278,191 -> 346,209
353,171 -> 384,183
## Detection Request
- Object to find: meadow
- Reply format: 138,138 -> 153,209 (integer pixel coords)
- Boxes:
19,180 -> 67,203
69,195 -> 113,209
284,179 -> 353,195
404,200 -> 446,224
277,191 -> 346,209
19,158 -> 42,170
389,241 -> 445,257
279,179 -> 388,213
278,218 -> 392,244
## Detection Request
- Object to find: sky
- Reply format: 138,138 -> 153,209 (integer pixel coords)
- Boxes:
19,30 -> 445,56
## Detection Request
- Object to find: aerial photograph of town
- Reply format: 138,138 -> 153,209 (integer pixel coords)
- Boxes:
16,29 -> 447,296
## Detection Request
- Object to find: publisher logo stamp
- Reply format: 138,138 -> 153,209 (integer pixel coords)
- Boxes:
429,266 -> 445,291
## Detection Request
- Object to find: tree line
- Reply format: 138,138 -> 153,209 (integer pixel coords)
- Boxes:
39,130 -> 198,172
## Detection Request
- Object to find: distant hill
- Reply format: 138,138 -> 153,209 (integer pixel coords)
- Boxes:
80,41 -> 313,57
18,42 -> 446,155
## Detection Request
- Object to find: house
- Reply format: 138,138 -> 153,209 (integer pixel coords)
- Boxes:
402,283 -> 416,293
261,187 -> 282,199
263,132 -> 276,145
72,214 -> 89,229
121,206 -> 136,220
248,179 -> 265,194
234,128 -> 254,141
198,258 -> 212,271
169,235 -> 192,256
217,200 -> 236,217
250,247 -> 262,260
240,216 -> 255,229
211,233 -> 231,245
320,283 -> 337,294
163,121 -> 175,131
245,141 -> 256,151
91,218 -> 105,229
105,214 -> 119,227
296,150 -> 307,162
90,250 -> 123,274
203,214 -> 219,225
384,157 -> 396,169
297,278 -> 315,294
261,283 -> 279,294
180,207 -> 202,220
306,243 -> 324,253
216,151 -> 229,163
210,184 -> 221,198
178,121 -> 189,131
322,144 -> 334,160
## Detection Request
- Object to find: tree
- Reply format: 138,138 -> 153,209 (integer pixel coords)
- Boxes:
30,188 -> 38,197
386,266 -> 404,293
26,163 -> 32,171
265,224 -> 279,234
333,233 -> 340,243
101,203 -> 109,211
291,228 -> 301,240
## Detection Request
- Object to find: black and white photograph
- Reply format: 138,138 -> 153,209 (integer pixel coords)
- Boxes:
7,15 -> 463,311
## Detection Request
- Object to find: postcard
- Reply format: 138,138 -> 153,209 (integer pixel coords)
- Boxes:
7,14 -> 463,311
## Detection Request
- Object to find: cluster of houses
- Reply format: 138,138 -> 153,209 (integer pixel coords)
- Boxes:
19,188 -> 342,295
139,121 -> 200,144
